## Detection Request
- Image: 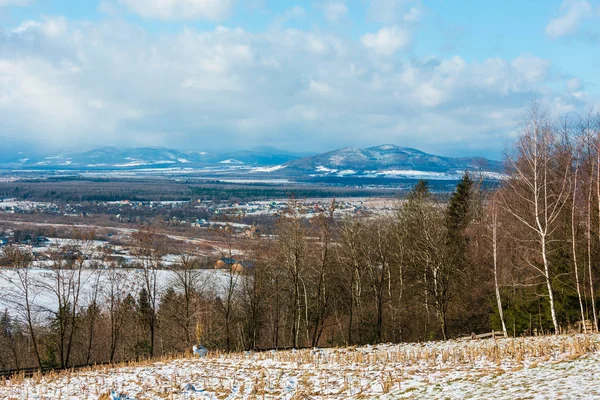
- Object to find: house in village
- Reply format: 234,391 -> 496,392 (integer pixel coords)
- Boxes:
213,257 -> 253,273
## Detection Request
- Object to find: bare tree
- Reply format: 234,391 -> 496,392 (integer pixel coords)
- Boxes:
488,196 -> 508,337
104,266 -> 134,363
583,109 -> 600,331
38,229 -> 95,368
501,104 -> 571,333
169,247 -> 207,349
400,180 -> 455,340
276,196 -> 309,348
309,199 -> 336,347
568,134 -> 587,332
0,247 -> 42,368
214,223 -> 243,351
337,217 -> 365,345
362,218 -> 394,343
131,228 -> 166,357
84,243 -> 108,364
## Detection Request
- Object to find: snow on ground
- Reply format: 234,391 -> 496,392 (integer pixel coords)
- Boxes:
0,268 -> 233,312
1,334 -> 599,399
212,179 -> 290,184
377,169 -> 463,180
0,200 -> 54,210
249,165 -> 286,173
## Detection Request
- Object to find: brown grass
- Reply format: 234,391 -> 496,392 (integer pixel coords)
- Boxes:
2,334 -> 599,399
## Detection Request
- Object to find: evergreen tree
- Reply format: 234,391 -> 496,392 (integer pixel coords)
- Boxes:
407,179 -> 431,203
137,288 -> 153,333
446,173 -> 474,238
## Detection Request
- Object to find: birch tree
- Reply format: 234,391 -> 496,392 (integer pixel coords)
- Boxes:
568,132 -> 587,332
501,105 -> 571,333
488,196 -> 508,337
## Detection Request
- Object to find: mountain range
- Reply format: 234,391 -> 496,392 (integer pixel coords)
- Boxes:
0,145 -> 505,180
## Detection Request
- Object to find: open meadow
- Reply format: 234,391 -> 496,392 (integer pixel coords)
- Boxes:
1,334 -> 599,399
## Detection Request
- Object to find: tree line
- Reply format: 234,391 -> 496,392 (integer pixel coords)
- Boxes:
1,104 -> 600,371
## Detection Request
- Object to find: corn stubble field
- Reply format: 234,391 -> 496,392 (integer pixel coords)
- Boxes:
2,334 -> 600,399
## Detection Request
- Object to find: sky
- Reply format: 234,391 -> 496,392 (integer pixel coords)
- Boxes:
1,0 -> 599,159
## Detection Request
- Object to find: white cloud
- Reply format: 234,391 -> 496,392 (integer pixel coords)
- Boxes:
511,54 -> 550,83
360,26 -> 410,56
270,6 -> 306,29
567,77 -> 582,91
289,104 -> 319,121
545,0 -> 593,39
309,79 -> 333,96
0,16 -> 585,157
118,0 -> 235,21
0,0 -> 32,6
403,6 -> 421,22
88,100 -> 105,109
367,0 -> 421,24
566,77 -> 586,98
13,16 -> 68,37
319,1 -> 348,22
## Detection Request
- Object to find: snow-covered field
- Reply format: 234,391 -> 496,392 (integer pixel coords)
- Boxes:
0,268 -> 233,312
1,334 -> 599,399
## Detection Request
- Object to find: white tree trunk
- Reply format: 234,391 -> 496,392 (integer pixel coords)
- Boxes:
540,236 -> 559,333
491,205 -> 508,337
571,165 -> 587,332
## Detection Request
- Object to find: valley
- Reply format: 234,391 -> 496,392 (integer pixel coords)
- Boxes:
0,145 -> 504,189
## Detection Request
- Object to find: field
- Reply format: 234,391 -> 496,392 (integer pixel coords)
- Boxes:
1,334 -> 599,399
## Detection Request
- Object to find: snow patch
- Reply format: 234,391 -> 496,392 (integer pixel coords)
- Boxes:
250,165 -> 286,173
219,159 -> 244,164
316,165 -> 338,173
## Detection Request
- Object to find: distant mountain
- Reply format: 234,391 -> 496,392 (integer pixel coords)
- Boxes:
0,144 -> 504,181
281,145 -> 503,180
20,147 -> 209,168
8,146 -> 300,169
0,136 -> 43,164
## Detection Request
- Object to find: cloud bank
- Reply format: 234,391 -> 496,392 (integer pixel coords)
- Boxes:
0,5 -> 591,158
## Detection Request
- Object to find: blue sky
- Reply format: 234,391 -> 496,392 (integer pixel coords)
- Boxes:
1,0 -> 599,159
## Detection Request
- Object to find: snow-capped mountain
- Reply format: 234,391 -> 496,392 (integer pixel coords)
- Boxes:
0,144 -> 504,181
18,147 -> 211,168
281,145 -> 503,179
7,147 -> 301,169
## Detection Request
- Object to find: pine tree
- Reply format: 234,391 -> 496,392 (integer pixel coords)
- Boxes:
446,173 -> 474,240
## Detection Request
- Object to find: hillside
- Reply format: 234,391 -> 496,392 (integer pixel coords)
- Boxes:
1,334 -> 598,399
0,145 -> 504,182
18,147 -> 212,169
282,144 -> 503,180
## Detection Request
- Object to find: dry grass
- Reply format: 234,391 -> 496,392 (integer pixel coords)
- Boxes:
1,334 -> 599,399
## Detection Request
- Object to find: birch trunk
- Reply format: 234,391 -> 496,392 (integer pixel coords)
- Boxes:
491,202 -> 508,337
571,162 -> 587,332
